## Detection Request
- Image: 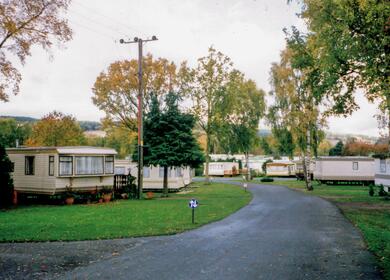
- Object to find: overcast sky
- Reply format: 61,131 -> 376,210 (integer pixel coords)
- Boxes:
0,0 -> 381,136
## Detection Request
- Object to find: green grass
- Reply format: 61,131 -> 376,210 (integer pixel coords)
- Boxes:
0,182 -> 251,242
265,180 -> 390,279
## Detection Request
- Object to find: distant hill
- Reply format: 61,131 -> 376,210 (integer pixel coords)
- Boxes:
0,115 -> 38,122
0,115 -> 101,131
258,129 -> 271,136
79,121 -> 101,131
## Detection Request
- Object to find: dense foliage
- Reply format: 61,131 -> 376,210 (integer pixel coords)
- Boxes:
26,111 -> 85,146
0,118 -> 31,147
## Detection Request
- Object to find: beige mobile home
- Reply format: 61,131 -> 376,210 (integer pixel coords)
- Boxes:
7,146 -> 117,195
205,162 -> 239,177
314,156 -> 374,184
374,157 -> 390,192
115,160 -> 193,190
266,161 -> 296,177
294,159 -> 315,180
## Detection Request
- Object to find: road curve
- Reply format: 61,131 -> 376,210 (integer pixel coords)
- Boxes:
59,182 -> 381,280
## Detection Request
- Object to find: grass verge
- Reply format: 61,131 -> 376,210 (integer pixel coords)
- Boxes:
266,180 -> 390,279
0,182 -> 251,242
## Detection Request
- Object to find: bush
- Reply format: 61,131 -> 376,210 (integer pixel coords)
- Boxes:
378,185 -> 387,197
0,145 -> 14,208
260,177 -> 274,182
368,185 -> 375,196
195,164 -> 204,176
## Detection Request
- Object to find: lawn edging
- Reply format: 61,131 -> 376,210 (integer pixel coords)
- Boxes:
0,182 -> 252,243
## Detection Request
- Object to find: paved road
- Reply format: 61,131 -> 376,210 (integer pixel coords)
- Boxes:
0,183 -> 382,279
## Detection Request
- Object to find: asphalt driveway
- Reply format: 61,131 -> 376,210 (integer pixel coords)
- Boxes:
0,183 -> 382,279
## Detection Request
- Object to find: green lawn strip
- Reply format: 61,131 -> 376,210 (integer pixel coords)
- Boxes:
0,182 -> 251,242
264,179 -> 390,279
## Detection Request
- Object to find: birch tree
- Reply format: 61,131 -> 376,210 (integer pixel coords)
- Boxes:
185,47 -> 234,183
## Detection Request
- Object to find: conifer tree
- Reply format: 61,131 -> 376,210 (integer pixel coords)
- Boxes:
134,92 -> 204,196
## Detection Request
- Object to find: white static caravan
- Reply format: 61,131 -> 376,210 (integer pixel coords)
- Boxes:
205,162 -> 239,177
314,156 -> 375,184
7,146 -> 117,195
374,157 -> 390,192
114,160 -> 193,190
266,161 -> 296,177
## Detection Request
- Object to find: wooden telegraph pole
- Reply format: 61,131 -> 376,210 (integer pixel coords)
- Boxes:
119,36 -> 158,199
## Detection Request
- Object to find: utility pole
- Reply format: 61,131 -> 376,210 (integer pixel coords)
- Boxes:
120,36 -> 158,199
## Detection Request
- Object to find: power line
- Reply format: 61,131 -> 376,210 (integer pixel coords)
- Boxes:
68,8 -> 129,38
67,18 -> 117,41
71,0 -> 144,36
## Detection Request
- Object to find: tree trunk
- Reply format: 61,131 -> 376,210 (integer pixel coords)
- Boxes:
305,127 -> 313,191
205,130 -> 210,184
245,151 -> 250,181
163,166 -> 168,197
387,96 -> 390,152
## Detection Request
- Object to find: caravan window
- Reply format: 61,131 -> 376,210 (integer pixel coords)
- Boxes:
49,156 -> 54,176
75,156 -> 104,175
176,167 -> 182,177
105,156 -> 114,174
144,167 -> 150,178
380,159 -> 386,173
59,156 -> 73,175
352,162 -> 359,170
25,156 -> 35,175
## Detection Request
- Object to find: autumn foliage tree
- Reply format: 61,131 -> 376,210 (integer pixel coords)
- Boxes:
183,47 -> 235,183
92,54 -> 181,132
0,0 -> 72,101
343,139 -> 389,156
26,111 -> 85,146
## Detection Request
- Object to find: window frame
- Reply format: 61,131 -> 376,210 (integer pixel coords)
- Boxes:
59,156 -> 73,176
104,156 -> 114,174
25,156 -> 35,175
49,156 -> 55,176
352,161 -> 359,171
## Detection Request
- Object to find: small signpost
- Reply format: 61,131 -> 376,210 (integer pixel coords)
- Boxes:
188,198 -> 198,224
242,175 -> 247,192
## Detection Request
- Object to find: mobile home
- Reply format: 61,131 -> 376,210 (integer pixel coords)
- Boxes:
205,162 -> 239,177
314,156 -> 374,184
374,157 -> 390,192
115,160 -> 193,190
266,161 -> 296,177
294,159 -> 315,180
7,146 -> 117,195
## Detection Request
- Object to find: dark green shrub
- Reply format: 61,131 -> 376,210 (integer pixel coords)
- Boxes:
368,185 -> 375,196
260,177 -> 274,182
0,145 -> 14,208
195,164 -> 204,176
378,185 -> 387,197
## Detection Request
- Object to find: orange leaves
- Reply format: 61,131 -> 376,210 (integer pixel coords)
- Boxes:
0,0 -> 72,101
92,55 -> 182,132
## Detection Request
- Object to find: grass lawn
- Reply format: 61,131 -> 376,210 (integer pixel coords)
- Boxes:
0,182 -> 251,242
265,179 -> 390,279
